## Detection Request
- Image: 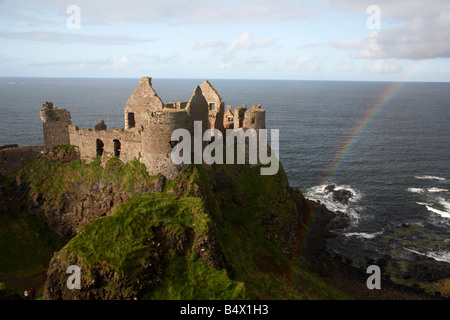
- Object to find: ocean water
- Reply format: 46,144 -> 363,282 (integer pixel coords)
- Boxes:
1,77 -> 449,273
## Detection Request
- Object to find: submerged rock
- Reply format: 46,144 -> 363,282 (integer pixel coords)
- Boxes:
325,185 -> 353,205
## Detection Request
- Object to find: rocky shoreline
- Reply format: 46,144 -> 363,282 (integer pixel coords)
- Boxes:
306,185 -> 449,300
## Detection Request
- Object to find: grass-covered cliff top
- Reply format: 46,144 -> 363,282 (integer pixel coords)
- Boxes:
1,145 -> 349,300
9,147 -> 160,205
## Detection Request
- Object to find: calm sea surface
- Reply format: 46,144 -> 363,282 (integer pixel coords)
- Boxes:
1,77 -> 449,270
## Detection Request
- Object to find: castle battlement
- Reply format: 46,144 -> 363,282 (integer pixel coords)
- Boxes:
41,77 -> 266,179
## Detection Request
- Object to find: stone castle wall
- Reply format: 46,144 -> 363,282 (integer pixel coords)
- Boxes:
40,102 -> 71,150
0,145 -> 46,176
124,77 -> 164,131
199,80 -> 225,133
39,77 -> 267,180
242,105 -> 266,130
186,86 -> 210,137
68,126 -> 142,165
232,104 -> 265,131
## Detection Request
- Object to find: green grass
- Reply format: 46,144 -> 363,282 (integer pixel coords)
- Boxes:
53,191 -> 246,299
209,163 -> 348,300
0,211 -> 64,277
53,144 -> 76,155
9,155 -> 160,206
57,193 -> 211,282
144,250 -> 245,300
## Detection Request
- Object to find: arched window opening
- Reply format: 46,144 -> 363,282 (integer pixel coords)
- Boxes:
96,139 -> 104,156
114,139 -> 121,157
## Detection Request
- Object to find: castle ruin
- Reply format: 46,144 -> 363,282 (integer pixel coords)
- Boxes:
38,77 -> 266,179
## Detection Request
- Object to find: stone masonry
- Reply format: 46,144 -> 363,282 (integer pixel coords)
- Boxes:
39,77 -> 266,179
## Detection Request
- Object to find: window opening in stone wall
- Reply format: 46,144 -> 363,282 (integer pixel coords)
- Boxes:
114,139 -> 121,157
251,117 -> 256,124
128,112 -> 135,128
96,139 -> 104,156
209,103 -> 215,111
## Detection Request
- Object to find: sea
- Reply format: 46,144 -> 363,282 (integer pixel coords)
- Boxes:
1,77 -> 449,277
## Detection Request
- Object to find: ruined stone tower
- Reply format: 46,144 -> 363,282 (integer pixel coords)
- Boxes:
124,77 -> 163,131
40,101 -> 72,150
233,104 -> 265,131
141,109 -> 190,178
199,80 -> 225,133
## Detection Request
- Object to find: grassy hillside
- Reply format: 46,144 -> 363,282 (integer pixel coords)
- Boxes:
1,147 -> 349,300
0,211 -> 63,277
10,152 -> 160,206
46,163 -> 348,299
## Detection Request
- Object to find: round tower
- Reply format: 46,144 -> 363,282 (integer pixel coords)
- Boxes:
242,104 -> 266,130
140,109 -> 190,179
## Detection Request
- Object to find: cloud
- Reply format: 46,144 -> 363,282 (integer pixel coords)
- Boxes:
336,60 -> 354,72
149,54 -> 179,65
298,42 -> 328,50
326,0 -> 449,21
218,62 -> 232,70
113,55 -> 130,70
362,59 -> 403,73
196,32 -> 274,62
0,0 -> 323,25
245,56 -> 269,65
328,1 -> 450,61
28,58 -> 112,67
331,21 -> 450,61
224,32 -> 274,61
292,54 -> 321,72
194,38 -> 226,49
0,31 -> 156,45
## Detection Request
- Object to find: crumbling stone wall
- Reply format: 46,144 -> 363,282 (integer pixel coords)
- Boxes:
164,101 -> 188,110
186,86 -> 210,138
232,104 -> 265,131
0,145 -> 46,176
40,101 -> 72,150
233,106 -> 247,129
242,104 -> 266,130
68,126 -> 142,164
224,105 -> 234,129
124,77 -> 164,131
199,80 -> 225,133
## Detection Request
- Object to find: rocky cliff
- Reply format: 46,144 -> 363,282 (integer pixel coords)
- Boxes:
1,146 -> 349,300
1,146 -> 164,242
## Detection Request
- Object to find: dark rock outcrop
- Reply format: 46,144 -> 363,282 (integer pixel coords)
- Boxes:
325,185 -> 353,205
44,226 -> 191,300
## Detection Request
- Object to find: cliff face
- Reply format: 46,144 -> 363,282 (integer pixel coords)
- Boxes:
44,193 -> 234,300
1,147 -> 164,242
1,147 -> 348,300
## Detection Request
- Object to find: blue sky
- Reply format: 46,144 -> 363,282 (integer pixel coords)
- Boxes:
0,0 -> 449,81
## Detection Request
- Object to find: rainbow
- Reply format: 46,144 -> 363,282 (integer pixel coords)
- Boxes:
322,37 -> 450,184
293,37 -> 450,287
294,80 -> 408,286
321,80 -> 405,185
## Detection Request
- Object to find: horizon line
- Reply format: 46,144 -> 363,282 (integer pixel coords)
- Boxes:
1,75 -> 449,84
